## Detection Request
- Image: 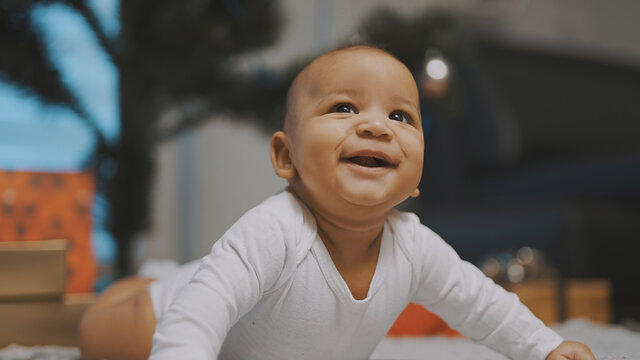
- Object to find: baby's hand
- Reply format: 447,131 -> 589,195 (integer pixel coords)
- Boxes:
546,341 -> 596,360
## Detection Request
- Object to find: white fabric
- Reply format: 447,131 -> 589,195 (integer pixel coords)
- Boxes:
149,190 -> 563,360
370,319 -> 640,360
147,259 -> 200,323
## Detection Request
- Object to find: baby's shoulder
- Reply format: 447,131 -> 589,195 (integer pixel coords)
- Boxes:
211,190 -> 314,293
233,190 -> 316,263
386,209 -> 449,262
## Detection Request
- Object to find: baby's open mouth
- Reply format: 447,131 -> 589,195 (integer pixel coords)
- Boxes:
348,156 -> 391,168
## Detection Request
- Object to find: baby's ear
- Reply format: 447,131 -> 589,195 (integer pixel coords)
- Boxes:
270,131 -> 296,179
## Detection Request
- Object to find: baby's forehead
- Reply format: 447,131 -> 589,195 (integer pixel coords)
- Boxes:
296,48 -> 409,95
307,47 -> 397,78
285,47 -> 417,129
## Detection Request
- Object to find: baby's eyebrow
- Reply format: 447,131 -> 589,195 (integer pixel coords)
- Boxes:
392,95 -> 419,111
326,89 -> 360,97
321,89 -> 418,111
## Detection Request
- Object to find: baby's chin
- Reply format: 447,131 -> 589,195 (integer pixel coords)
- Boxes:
337,187 -> 407,210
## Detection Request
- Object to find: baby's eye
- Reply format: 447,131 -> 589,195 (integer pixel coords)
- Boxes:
333,103 -> 357,114
389,111 -> 411,123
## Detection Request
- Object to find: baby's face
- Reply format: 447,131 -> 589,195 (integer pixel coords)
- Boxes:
282,48 -> 424,220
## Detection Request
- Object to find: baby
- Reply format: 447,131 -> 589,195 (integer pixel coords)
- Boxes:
80,45 -> 595,360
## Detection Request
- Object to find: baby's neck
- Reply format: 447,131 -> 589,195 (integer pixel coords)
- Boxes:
313,211 -> 384,300
286,185 -> 389,265
313,210 -> 384,268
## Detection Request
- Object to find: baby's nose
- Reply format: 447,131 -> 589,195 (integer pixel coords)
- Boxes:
355,116 -> 392,139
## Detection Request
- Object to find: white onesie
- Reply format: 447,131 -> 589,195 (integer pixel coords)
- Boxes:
149,189 -> 563,360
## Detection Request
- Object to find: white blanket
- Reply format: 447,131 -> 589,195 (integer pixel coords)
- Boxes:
371,319 -> 640,360
1,319 -> 638,360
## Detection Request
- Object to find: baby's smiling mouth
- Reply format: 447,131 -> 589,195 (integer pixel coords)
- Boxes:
346,155 -> 393,168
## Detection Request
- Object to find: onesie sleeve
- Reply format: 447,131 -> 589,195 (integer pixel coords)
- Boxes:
149,205 -> 292,359
409,217 -> 564,360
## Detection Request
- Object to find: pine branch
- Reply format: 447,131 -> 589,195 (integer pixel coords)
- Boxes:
0,2 -> 83,114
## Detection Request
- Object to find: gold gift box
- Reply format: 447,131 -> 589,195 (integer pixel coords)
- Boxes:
0,239 -> 68,301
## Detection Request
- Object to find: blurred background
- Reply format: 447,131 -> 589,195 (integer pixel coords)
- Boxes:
1,0 -> 639,326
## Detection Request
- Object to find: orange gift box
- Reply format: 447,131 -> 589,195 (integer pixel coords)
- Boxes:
0,170 -> 97,293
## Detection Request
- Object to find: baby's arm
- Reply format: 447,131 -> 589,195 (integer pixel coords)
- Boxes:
410,221 -> 593,359
149,208 -> 290,359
